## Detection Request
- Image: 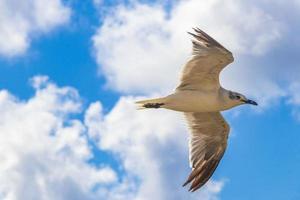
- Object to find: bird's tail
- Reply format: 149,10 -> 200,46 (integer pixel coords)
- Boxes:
135,97 -> 166,110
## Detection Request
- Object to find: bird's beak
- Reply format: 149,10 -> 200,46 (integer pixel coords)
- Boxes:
243,99 -> 258,106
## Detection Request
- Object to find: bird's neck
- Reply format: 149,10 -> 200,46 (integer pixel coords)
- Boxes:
219,88 -> 239,111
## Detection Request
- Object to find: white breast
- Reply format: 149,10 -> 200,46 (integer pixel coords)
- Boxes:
163,90 -> 225,112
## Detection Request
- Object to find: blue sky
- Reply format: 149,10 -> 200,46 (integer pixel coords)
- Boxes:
0,1 -> 118,109
0,0 -> 300,200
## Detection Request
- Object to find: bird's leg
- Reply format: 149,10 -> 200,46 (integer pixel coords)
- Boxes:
143,103 -> 164,109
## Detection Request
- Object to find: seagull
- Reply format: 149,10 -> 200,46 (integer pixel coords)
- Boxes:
136,28 -> 257,192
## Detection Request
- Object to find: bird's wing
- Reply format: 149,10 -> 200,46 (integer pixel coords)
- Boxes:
176,28 -> 234,92
183,112 -> 230,192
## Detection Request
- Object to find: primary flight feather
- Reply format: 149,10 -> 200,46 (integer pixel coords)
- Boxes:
136,28 -> 257,192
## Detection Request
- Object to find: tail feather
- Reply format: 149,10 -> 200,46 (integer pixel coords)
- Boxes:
135,97 -> 166,109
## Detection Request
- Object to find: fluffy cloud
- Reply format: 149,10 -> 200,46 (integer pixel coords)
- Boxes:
0,76 -> 116,200
93,0 -> 102,7
288,83 -> 300,121
92,0 -> 282,96
93,0 -> 300,109
90,0 -> 300,198
0,0 -> 70,57
90,1 -> 300,198
85,97 -> 224,200
0,76 -> 221,199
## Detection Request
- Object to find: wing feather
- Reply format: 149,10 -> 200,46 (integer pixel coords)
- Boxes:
176,28 -> 234,91
183,112 -> 230,192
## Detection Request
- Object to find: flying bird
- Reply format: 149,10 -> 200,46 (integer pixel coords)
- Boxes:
136,28 -> 257,192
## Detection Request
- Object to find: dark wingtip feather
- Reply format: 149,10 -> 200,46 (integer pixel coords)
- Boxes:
187,31 -> 198,39
182,181 -> 189,187
182,149 -> 225,192
187,27 -> 231,51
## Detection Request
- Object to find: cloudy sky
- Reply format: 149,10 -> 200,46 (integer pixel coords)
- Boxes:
0,0 -> 300,199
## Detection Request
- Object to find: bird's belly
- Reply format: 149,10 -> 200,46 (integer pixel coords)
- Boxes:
164,91 -> 222,112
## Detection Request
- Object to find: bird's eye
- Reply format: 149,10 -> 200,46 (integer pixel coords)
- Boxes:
236,96 -> 241,100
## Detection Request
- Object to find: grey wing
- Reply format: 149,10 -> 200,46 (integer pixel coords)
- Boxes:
176,28 -> 234,92
183,112 -> 230,192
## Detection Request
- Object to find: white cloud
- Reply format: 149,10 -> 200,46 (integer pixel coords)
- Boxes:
85,97 -> 224,200
92,0 -> 282,95
0,0 -> 70,57
288,83 -> 300,106
0,76 -> 221,199
287,83 -> 300,121
0,76 -> 116,200
93,0 -> 102,7
92,0 -> 300,111
90,1 -> 300,198
90,1 -> 300,197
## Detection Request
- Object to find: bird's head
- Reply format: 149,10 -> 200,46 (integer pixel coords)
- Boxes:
228,91 -> 258,106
